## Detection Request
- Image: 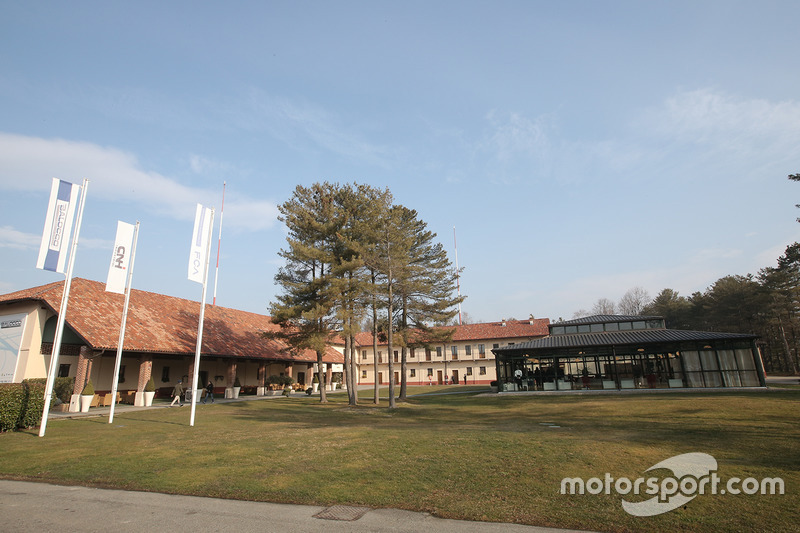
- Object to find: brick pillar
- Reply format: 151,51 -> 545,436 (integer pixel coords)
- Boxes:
257,363 -> 267,386
284,363 -> 293,378
227,361 -> 237,387
137,355 -> 153,391
73,345 -> 93,395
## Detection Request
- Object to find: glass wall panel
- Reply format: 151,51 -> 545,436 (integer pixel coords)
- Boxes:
686,371 -> 704,387
717,349 -> 741,387
740,370 -> 760,386
703,371 -> 723,387
682,351 -> 701,372
735,348 -> 756,370
700,350 -> 719,370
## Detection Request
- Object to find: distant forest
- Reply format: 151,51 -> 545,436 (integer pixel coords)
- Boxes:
574,242 -> 800,375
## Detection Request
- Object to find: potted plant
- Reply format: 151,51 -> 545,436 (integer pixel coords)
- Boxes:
232,376 -> 241,399
312,374 -> 319,393
79,380 -> 95,412
144,376 -> 156,406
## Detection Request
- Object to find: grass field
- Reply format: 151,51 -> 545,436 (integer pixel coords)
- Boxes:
1,386 -> 798,532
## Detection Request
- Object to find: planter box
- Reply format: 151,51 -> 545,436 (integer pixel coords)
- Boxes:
543,382 -> 556,391
602,380 -> 616,389
668,379 -> 683,388
620,379 -> 636,389
79,394 -> 94,412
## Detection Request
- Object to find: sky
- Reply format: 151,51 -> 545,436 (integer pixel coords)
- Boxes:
1,1 -> 799,324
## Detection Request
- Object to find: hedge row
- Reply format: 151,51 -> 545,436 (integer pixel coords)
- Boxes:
0,377 -> 72,432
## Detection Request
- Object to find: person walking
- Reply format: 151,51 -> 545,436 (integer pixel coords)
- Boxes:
170,380 -> 184,407
202,381 -> 214,404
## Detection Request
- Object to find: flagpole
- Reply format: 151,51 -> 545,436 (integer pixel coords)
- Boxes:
39,179 -> 89,437
109,221 -> 139,424
190,208 -> 215,427
212,181 -> 225,306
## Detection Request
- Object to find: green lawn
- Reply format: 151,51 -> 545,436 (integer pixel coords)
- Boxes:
1,387 -> 798,532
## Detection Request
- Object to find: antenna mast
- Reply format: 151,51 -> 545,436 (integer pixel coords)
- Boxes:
454,226 -> 462,325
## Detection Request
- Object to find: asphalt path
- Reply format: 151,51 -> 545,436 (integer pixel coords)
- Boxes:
0,480 -> 589,533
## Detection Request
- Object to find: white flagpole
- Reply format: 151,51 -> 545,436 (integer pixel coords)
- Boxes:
39,179 -> 89,437
212,181 -> 225,306
109,221 -> 139,424
190,208 -> 215,427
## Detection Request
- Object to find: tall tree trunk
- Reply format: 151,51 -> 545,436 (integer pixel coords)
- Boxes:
372,273 -> 380,404
778,315 -> 799,374
399,294 -> 408,401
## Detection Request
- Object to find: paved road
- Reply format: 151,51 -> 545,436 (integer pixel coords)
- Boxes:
0,480 -> 588,533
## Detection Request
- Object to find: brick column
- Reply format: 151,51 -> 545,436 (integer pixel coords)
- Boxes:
284,363 -> 293,378
137,355 -> 153,391
227,361 -> 237,386
73,345 -> 93,395
257,363 -> 267,386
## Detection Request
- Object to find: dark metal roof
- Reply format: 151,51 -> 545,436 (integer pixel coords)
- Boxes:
494,328 -> 757,353
552,314 -> 664,326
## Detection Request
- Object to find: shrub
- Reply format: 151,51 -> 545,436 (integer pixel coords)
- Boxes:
234,376 -> 241,387
145,376 -> 156,392
53,377 -> 75,403
81,380 -> 95,396
0,384 -> 25,432
20,382 -> 45,429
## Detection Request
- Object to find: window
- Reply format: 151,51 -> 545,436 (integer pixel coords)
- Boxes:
507,342 -> 515,347
362,350 -> 367,360
578,324 -> 591,333
378,351 -> 383,363
427,368 -> 434,376
451,346 -> 458,360
466,367 -> 473,376
161,367 -> 170,382
465,345 -> 472,356
479,366 -> 486,375
492,343 -> 499,349
58,364 -> 70,378
393,350 -> 399,363
409,348 -> 415,359
590,323 -> 604,333
410,369 -> 416,377
361,370 -> 367,379
425,348 -> 432,361
436,347 -> 442,358
478,344 -> 486,359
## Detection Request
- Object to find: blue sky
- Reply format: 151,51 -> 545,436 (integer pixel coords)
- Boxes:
1,1 -> 799,323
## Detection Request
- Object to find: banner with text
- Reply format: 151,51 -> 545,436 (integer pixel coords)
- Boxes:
188,204 -> 213,284
105,221 -> 136,294
36,178 -> 80,273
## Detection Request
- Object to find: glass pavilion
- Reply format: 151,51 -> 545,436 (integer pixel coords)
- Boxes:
492,315 -> 766,392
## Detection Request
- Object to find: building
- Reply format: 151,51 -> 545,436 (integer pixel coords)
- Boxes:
0,278 -> 343,399
348,318 -> 550,385
492,315 -> 767,391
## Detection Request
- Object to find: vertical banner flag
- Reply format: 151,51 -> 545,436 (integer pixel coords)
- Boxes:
105,221 -> 136,294
188,204 -> 214,284
36,178 -> 80,273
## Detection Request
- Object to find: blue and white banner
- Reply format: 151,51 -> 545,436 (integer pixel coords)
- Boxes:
188,204 -> 214,284
105,221 -> 136,294
36,178 -> 80,273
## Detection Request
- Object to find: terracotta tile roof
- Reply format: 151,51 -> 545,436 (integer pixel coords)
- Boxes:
347,319 -> 550,347
0,278 -> 342,363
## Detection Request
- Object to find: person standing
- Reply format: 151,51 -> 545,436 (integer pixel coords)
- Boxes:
202,381 -> 214,404
170,380 -> 184,407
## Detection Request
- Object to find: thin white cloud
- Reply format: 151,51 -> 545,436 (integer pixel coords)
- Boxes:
635,88 -> 800,168
0,225 -> 39,249
0,133 -> 278,231
243,88 -> 397,168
